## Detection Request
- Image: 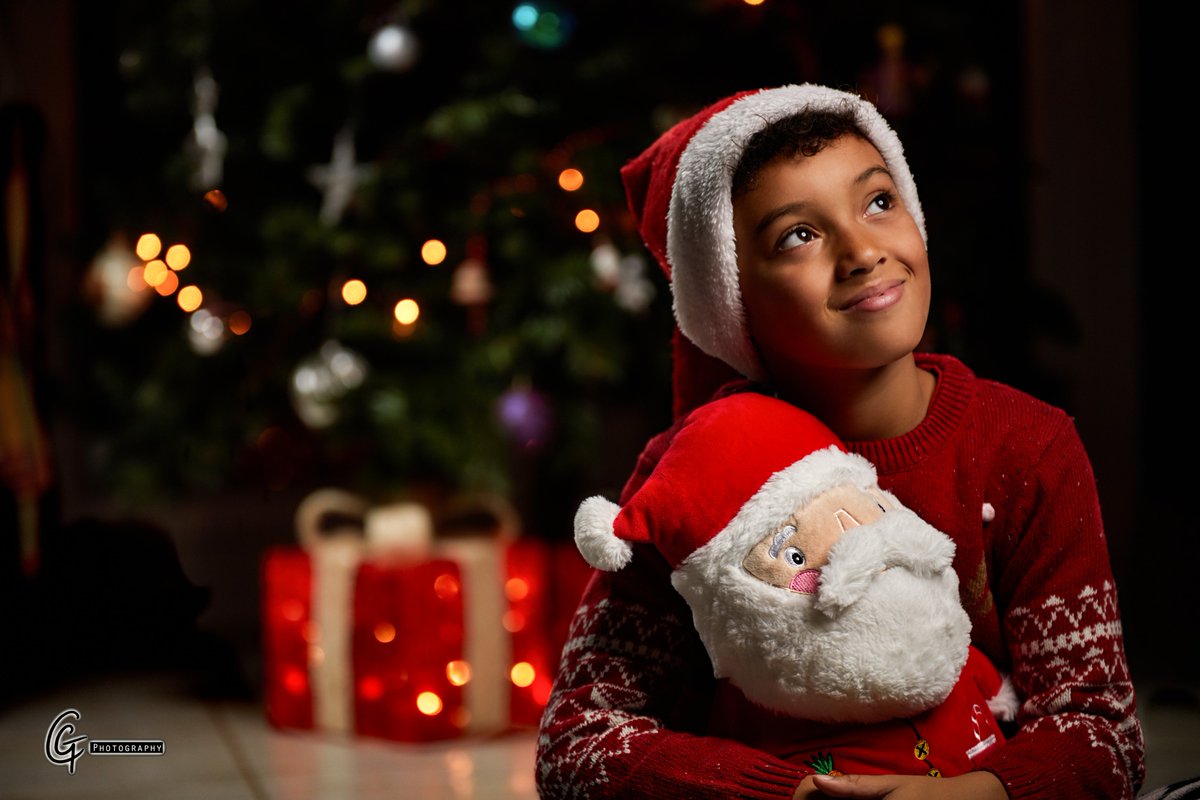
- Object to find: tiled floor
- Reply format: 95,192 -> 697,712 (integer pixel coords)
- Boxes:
2,672 -> 1197,799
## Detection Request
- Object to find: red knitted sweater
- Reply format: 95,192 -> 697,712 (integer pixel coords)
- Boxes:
536,352 -> 1145,799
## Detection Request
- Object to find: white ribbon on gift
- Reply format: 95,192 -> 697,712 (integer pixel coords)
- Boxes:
294,488 -> 518,736
296,488 -> 434,734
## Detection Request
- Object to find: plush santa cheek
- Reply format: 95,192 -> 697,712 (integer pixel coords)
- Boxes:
789,569 -> 821,594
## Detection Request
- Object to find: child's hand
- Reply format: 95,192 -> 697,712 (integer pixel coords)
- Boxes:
803,771 -> 1007,799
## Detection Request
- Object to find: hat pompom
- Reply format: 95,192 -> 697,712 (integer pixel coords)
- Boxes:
574,496 -> 630,571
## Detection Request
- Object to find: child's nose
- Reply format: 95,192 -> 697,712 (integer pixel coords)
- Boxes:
836,228 -> 885,278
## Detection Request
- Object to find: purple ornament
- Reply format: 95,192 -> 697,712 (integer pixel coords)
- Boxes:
496,387 -> 554,449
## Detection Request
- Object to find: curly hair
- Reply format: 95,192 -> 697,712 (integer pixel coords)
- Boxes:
731,106 -> 867,198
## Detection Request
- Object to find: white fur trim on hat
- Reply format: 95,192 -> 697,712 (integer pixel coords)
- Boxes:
574,496 -> 630,571
667,84 -> 926,381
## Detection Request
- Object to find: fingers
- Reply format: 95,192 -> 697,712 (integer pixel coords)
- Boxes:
810,774 -> 900,798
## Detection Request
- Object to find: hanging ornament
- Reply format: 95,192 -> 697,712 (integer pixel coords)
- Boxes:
511,2 -> 575,49
368,22 -> 420,72
496,385 -> 554,451
590,241 -> 655,314
290,341 -> 369,429
307,126 -> 376,226
84,233 -> 153,327
186,68 -> 228,191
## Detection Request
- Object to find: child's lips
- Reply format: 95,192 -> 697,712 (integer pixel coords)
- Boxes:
838,280 -> 905,312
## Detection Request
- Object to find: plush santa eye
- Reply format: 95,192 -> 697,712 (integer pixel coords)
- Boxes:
782,547 -> 805,567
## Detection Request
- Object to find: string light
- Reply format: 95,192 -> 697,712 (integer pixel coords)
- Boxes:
510,662 -> 536,688
165,244 -> 191,271
394,298 -> 420,325
283,666 -> 307,694
154,270 -> 180,296
228,311 -> 252,335
126,266 -> 148,292
358,676 -> 385,701
374,622 -> 396,643
416,691 -> 444,716
178,285 -> 203,312
143,259 -> 169,287
574,209 -> 600,233
203,189 -> 228,212
744,0 -> 765,5
505,577 -> 530,601
135,233 -> 162,261
557,168 -> 584,191
503,610 -> 526,632
341,279 -> 367,305
433,573 -> 460,599
446,660 -> 472,686
420,239 -> 447,265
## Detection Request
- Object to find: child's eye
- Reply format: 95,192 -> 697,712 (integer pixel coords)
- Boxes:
778,227 -> 815,251
865,192 -> 895,216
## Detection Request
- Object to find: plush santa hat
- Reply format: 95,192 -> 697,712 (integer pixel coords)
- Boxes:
620,84 -> 925,410
575,391 -> 878,573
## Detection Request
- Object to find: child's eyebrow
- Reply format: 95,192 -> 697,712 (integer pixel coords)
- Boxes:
751,165 -> 895,237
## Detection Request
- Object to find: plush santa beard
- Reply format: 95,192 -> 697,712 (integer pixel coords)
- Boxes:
670,502 -> 972,724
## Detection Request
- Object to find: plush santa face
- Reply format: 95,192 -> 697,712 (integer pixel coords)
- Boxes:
669,449 -> 972,724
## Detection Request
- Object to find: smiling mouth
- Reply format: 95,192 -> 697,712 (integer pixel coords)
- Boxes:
839,280 -> 905,312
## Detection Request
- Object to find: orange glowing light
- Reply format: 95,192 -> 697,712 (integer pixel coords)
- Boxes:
558,168 -> 584,191
204,189 -> 228,212
394,298 -> 420,325
433,573 -> 460,599
532,676 -> 553,705
743,0 -> 765,5
416,691 -> 444,716
446,660 -> 472,686
281,600 -> 305,622
502,610 -> 526,633
510,662 -> 536,688
228,311 -> 252,335
178,285 -> 203,312
165,244 -> 191,271
450,707 -> 471,728
420,239 -> 447,266
342,279 -> 367,305
127,266 -> 148,291
301,621 -> 320,642
136,233 -> 162,261
374,622 -> 396,643
574,209 -> 600,233
283,666 -> 307,694
505,577 -> 530,601
143,259 -> 168,287
308,644 -> 325,664
154,270 -> 179,296
358,676 -> 385,701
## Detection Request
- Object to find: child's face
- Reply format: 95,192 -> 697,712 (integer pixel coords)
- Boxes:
732,135 -> 930,380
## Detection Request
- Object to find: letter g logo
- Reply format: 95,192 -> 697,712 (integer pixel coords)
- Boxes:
45,709 -> 88,774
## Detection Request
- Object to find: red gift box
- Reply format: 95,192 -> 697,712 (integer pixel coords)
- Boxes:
262,492 -> 592,742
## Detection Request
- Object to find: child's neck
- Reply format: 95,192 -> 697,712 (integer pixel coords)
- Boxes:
772,354 -> 936,442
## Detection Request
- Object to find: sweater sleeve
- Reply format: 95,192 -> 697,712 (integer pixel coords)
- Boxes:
976,417 -> 1145,799
535,428 -> 811,799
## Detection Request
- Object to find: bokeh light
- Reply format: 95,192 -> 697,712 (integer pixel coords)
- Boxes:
126,266 -> 148,292
358,675 -> 385,701
135,233 -> 162,261
342,279 -> 367,305
416,691 -> 444,716
283,666 -> 307,694
558,168 -> 584,191
502,609 -> 526,632
374,622 -> 396,643
433,573 -> 460,599
421,239 -> 447,265
203,189 -> 228,211
505,577 -> 530,601
178,285 -> 203,312
510,662 -> 536,688
574,209 -> 600,233
165,244 -> 191,271
446,660 -> 472,686
153,270 -> 179,296
143,259 -> 168,287
228,311 -> 252,335
394,298 -> 420,325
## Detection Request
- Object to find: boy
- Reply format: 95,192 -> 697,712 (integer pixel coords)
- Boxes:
535,85 -> 1144,799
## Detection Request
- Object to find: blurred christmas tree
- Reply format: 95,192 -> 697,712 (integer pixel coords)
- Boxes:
67,0 -> 1027,535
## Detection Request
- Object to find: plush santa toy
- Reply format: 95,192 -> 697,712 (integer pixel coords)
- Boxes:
574,392 -> 1018,778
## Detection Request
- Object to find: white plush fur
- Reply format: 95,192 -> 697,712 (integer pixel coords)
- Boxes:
666,84 -> 926,381
670,455 -> 971,724
573,496 -> 630,571
988,675 -> 1020,722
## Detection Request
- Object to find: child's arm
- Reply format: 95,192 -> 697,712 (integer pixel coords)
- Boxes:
536,554 -> 812,799
973,417 -> 1145,799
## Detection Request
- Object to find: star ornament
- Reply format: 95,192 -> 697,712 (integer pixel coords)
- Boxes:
307,126 -> 376,226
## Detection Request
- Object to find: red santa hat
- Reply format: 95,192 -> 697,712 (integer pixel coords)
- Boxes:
575,392 -> 878,572
620,84 -> 925,403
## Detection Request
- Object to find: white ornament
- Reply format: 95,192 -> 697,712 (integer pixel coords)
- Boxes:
368,23 -> 419,72
290,341 -> 369,428
307,126 -> 376,226
187,69 -> 227,191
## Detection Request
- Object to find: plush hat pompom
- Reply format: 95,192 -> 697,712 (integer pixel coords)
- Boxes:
574,496 -> 629,571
